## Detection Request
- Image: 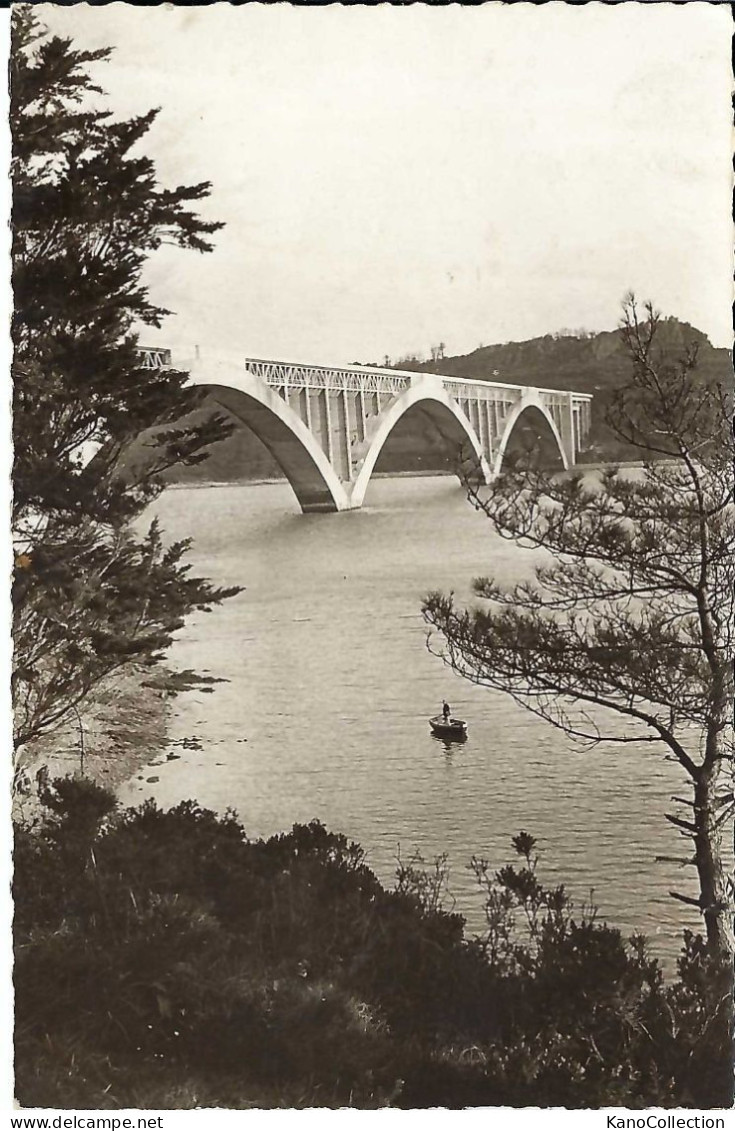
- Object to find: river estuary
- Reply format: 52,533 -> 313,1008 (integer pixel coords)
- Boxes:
120,476 -> 700,962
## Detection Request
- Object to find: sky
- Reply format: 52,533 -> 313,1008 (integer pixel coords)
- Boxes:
38,2 -> 733,366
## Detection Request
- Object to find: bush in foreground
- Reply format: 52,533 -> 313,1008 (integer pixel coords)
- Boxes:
14,778 -> 732,1109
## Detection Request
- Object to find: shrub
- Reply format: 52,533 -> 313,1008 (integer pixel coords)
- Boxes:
13,778 -> 732,1109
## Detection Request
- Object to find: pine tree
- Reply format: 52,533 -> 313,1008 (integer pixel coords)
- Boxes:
424,297 -> 734,988
11,7 -> 239,752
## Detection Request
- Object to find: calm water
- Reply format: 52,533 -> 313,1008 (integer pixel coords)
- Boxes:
121,477 -> 700,960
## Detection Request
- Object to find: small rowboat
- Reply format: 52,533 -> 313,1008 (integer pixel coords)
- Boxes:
429,715 -> 468,740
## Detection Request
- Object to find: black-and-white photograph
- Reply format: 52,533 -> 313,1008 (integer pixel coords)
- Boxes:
9,0 -> 734,1115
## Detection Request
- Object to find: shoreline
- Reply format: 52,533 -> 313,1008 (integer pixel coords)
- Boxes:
14,667 -> 172,820
165,461 -> 653,491
166,469 -> 457,490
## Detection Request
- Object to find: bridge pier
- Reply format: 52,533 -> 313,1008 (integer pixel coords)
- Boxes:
559,391 -> 578,466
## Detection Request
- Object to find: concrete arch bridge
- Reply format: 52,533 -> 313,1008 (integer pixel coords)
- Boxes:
139,350 -> 592,514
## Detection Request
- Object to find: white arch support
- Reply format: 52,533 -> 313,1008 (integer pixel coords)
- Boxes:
349,376 -> 491,508
493,390 -> 569,477
187,359 -> 352,513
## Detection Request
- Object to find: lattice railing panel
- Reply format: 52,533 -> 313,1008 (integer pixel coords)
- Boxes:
245,359 -> 408,396
137,347 -> 172,369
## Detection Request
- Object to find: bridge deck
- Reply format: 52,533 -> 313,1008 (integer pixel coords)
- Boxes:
241,356 -> 593,403
137,347 -> 591,405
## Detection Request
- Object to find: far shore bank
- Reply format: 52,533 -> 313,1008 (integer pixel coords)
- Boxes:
164,461 -> 652,492
165,469 -> 457,490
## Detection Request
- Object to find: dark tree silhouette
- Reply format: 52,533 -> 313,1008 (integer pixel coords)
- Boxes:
11,7 -> 239,752
423,298 -> 734,991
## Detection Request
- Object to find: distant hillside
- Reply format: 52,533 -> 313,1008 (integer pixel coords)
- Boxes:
398,319 -> 732,460
153,402 -> 455,486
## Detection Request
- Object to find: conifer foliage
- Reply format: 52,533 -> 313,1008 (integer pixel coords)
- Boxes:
424,297 -> 734,985
11,7 -> 238,752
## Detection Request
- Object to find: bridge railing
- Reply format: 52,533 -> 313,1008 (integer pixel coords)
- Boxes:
244,358 -> 408,396
137,347 -> 172,369
245,358 -> 594,406
442,379 -> 518,404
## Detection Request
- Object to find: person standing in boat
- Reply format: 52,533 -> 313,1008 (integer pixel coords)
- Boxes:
442,700 -> 451,723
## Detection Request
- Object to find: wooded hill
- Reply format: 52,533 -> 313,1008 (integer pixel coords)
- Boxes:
398,318 -> 732,460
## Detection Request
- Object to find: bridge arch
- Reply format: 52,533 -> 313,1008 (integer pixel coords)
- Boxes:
188,360 -> 351,513
493,393 -> 569,477
350,379 -> 491,508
